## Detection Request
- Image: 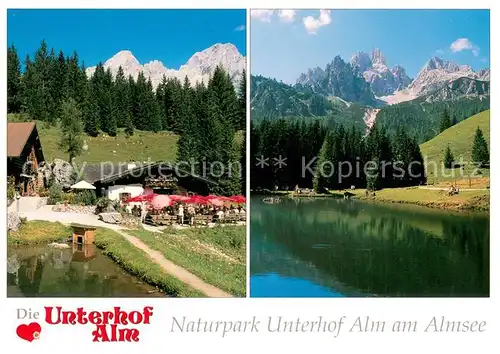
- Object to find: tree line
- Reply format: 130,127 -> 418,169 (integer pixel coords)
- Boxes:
7,40 -> 245,135
250,118 -> 426,192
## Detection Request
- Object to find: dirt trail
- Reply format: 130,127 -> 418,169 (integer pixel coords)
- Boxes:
114,229 -> 232,298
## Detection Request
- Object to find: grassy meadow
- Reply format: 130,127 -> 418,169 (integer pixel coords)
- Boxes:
128,225 -> 246,297
8,114 -> 244,164
94,227 -> 205,297
420,110 -> 490,184
7,220 -> 71,246
344,187 -> 489,212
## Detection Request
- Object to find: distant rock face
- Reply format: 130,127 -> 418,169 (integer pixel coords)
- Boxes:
408,56 -> 487,96
296,67 -> 326,90
350,51 -> 372,74
86,43 -> 246,88
422,77 -> 490,102
351,49 -> 412,97
297,56 -> 375,105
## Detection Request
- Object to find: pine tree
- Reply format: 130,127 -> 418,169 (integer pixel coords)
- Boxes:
236,69 -> 246,131
439,108 -> 452,132
444,145 -> 454,169
59,98 -> 83,163
156,76 -> 167,129
471,127 -> 489,167
313,132 -> 334,193
240,130 -> 246,195
7,44 -> 23,113
177,77 -> 200,169
114,66 -> 129,128
127,74 -> 137,124
125,112 -> 134,137
24,40 -> 52,123
83,82 -> 100,137
147,78 -> 162,132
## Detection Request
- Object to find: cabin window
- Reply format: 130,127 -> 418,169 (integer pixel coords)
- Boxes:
119,192 -> 131,202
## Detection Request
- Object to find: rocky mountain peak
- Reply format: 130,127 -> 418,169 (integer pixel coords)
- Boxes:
371,48 -> 387,66
105,50 -> 141,71
86,43 -> 245,89
350,51 -> 372,74
408,57 -> 488,97
424,57 -> 459,72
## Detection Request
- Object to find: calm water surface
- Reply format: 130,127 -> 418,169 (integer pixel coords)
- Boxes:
250,197 -> 489,297
7,244 -> 164,297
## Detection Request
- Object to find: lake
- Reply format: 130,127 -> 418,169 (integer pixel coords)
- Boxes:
250,196 -> 489,297
7,244 -> 164,297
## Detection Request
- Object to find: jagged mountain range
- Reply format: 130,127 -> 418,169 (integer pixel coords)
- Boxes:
86,43 -> 246,87
293,49 -> 489,106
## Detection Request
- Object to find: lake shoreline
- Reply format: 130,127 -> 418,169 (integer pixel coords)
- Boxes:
251,187 -> 489,213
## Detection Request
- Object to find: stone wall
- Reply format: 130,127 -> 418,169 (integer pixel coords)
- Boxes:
52,204 -> 96,214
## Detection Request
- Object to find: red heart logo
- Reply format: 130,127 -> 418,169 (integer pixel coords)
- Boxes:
16,322 -> 42,342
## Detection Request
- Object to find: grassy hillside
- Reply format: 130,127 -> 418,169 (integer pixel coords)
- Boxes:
420,110 -> 490,184
38,125 -> 179,164
9,114 -> 244,164
374,96 -> 489,143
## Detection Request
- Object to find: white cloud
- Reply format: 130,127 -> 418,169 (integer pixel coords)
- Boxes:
278,10 -> 296,23
234,24 -> 246,32
450,38 -> 480,56
302,10 -> 332,35
251,10 -> 275,22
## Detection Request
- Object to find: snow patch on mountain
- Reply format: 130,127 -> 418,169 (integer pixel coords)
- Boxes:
86,43 -> 246,87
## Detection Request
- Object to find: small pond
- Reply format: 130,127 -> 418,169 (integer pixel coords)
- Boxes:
7,243 -> 164,297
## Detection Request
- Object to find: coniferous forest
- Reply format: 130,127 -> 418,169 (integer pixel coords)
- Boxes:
7,40 -> 246,196
250,119 -> 426,192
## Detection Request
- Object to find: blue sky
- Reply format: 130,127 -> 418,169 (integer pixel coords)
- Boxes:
8,9 -> 246,69
251,9 -> 490,84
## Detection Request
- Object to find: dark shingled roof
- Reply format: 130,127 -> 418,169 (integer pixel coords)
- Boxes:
81,163 -> 136,183
81,162 -> 217,185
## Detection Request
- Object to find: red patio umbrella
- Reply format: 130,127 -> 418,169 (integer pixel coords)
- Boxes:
185,195 -> 209,205
208,198 -> 224,207
125,192 -> 157,203
169,195 -> 190,202
151,195 -> 172,209
229,195 -> 246,204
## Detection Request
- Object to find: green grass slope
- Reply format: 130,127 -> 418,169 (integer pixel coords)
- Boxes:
420,110 -> 490,183
39,125 -> 179,164
8,114 -> 244,164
